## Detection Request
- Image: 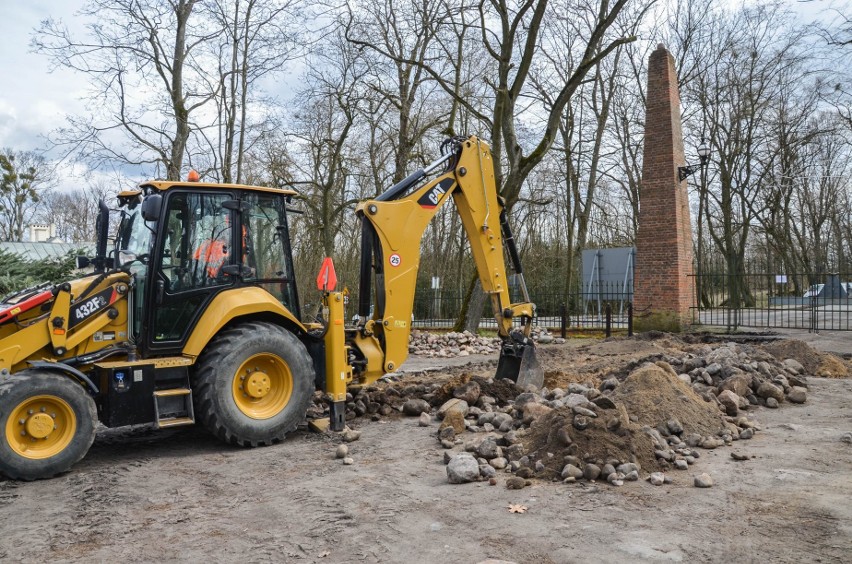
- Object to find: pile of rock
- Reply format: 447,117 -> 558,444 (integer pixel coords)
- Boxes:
668,342 -> 810,412
309,336 -> 816,489
408,328 -> 563,358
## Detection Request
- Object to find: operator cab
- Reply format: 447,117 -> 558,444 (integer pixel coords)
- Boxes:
104,180 -> 302,356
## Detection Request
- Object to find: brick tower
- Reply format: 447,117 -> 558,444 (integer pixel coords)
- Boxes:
634,44 -> 694,331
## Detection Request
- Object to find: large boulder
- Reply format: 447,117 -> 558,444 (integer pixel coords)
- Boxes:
447,453 -> 480,484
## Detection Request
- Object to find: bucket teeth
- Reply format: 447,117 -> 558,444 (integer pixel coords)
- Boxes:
495,331 -> 544,390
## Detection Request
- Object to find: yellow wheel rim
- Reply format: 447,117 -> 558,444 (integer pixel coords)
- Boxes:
231,353 -> 293,420
5,395 -> 77,460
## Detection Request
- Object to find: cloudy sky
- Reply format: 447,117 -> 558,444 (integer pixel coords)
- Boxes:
0,0 -> 87,151
0,0 -> 844,188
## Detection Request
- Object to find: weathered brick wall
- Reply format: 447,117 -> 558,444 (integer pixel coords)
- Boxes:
634,44 -> 695,330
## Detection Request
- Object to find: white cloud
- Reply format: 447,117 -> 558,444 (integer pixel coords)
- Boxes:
0,0 -> 88,151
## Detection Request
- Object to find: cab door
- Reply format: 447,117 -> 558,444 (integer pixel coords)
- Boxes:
146,190 -> 236,353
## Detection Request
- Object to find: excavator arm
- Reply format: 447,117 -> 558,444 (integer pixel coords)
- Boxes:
319,136 -> 542,425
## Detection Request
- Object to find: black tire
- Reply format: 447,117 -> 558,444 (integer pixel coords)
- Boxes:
192,321 -> 314,447
0,371 -> 97,481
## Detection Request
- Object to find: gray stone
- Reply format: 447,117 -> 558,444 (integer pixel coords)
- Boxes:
419,412 -> 432,427
561,464 -> 584,480
572,405 -> 598,418
666,419 -> 684,435
504,444 -> 525,461
787,386 -> 807,404
705,362 -> 722,376
600,377 -> 619,391
650,472 -> 665,486
478,412 -> 496,426
584,464 -> 602,481
573,415 -> 590,430
717,390 -> 741,417
492,412 -> 513,429
447,453 -> 480,484
341,427 -> 361,442
601,464 -> 616,477
513,392 -> 541,410
523,403 -> 553,423
700,437 -> 724,449
617,462 -> 640,475
335,444 -> 349,459
624,470 -> 640,482
490,457 -> 508,470
440,439 -> 455,449
756,381 -> 784,402
766,397 -> 779,409
506,477 -> 528,490
438,398 -> 469,419
694,473 -> 714,488
564,393 -> 589,408
719,373 -> 751,397
402,398 -> 431,416
342,457 -> 354,465
592,396 -> 617,410
607,472 -> 625,486
453,381 -> 482,405
782,358 -> 804,375
739,428 -> 754,440
840,432 -> 852,444
534,460 -> 546,473
476,437 -> 500,460
674,459 -> 688,470
479,464 -> 497,479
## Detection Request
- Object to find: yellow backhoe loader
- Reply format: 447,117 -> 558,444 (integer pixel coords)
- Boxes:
0,136 -> 542,480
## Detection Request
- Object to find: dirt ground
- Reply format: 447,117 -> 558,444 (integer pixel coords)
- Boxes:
2,335 -> 852,563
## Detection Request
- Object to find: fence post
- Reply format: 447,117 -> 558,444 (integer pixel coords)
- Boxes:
605,303 -> 612,338
627,302 -> 633,337
560,303 -> 567,339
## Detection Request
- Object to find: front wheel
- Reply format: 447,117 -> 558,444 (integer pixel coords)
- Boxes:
192,321 -> 314,447
0,371 -> 97,480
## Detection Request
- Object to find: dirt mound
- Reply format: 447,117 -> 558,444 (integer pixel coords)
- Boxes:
522,363 -> 727,477
523,403 -> 660,476
763,340 -> 850,378
429,373 -> 521,405
538,337 -> 683,389
612,364 -> 726,437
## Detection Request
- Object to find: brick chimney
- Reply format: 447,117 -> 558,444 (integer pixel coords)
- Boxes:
633,44 -> 695,331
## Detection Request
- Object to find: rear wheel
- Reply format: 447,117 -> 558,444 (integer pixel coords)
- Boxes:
192,321 -> 314,447
0,371 -> 97,480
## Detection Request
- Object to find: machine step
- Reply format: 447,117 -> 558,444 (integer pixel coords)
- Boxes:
157,417 -> 195,428
153,388 -> 191,397
153,386 -> 195,429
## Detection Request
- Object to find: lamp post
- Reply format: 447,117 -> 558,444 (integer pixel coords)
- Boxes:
681,138 -> 711,325
678,138 -> 710,182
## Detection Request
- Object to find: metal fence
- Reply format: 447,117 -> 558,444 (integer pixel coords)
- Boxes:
411,281 -> 633,331
691,269 -> 852,332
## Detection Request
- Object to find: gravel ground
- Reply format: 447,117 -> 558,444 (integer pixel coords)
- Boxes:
1,335 -> 851,563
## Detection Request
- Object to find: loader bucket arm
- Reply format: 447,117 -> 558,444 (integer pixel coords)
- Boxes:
349,136 -> 543,388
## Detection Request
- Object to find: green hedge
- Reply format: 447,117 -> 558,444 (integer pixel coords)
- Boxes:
0,249 -> 80,297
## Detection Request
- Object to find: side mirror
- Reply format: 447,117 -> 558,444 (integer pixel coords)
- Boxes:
141,194 -> 163,222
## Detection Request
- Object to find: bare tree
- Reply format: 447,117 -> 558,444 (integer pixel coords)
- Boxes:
0,150 -> 54,242
203,0 -> 304,183
34,0 -> 218,180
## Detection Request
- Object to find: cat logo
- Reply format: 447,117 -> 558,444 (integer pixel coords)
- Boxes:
417,178 -> 455,209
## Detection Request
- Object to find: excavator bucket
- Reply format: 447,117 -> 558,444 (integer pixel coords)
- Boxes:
495,331 -> 544,390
